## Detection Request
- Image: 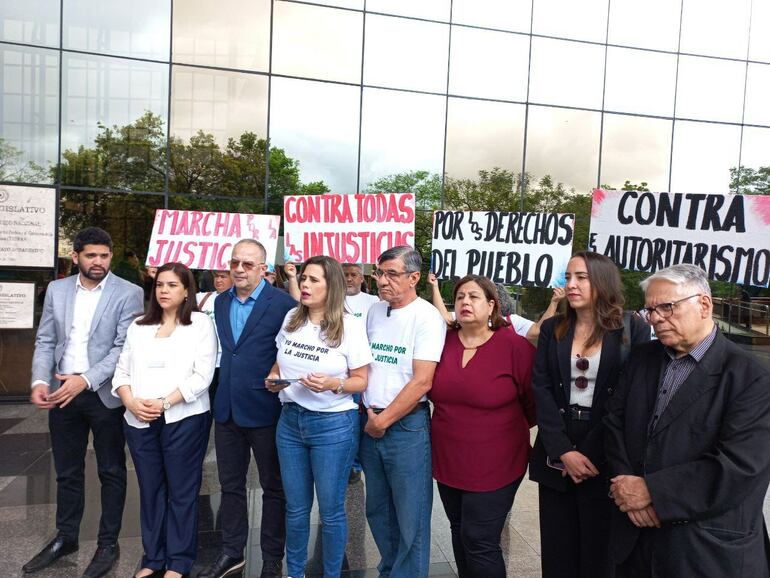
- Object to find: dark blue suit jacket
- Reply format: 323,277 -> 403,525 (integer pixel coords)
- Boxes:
213,283 -> 297,428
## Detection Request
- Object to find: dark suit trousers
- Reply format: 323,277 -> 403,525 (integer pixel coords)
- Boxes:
215,419 -> 285,560
615,530 -> 653,578
124,412 -> 210,574
49,389 -> 127,545
538,420 -> 612,578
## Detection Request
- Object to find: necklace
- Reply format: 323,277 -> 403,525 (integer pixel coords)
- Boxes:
459,330 -> 493,350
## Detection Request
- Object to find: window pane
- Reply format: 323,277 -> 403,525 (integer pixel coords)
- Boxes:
604,47 -> 677,117
449,27 -> 529,101
172,0 -> 269,71
529,37 -> 605,110
364,14 -> 449,93
0,45 -> 59,184
270,77 -> 359,195
63,0 -> 170,61
273,3 -> 362,84
607,0 -> 681,52
452,0 -> 531,33
744,63 -> 770,127
739,127 -> 770,174
670,121 -> 740,192
310,0 -> 363,9
0,0 -> 60,47
61,53 -> 169,192
749,0 -> 770,63
600,114 -> 671,191
366,0 -> 450,22
525,106 -> 600,193
445,98 -> 525,179
532,0 -> 609,43
679,0 -> 750,60
359,88 -> 445,189
675,55 -> 745,123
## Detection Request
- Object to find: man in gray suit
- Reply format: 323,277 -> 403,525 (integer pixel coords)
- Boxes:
23,227 -> 144,578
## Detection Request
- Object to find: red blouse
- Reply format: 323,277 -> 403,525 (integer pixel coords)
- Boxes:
430,328 -> 536,492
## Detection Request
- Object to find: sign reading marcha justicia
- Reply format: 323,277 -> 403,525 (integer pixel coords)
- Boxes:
588,189 -> 770,288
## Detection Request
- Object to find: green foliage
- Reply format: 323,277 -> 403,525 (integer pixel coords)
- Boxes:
0,138 -> 48,183
730,165 -> 770,195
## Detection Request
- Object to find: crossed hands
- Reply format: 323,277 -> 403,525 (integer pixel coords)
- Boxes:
127,398 -> 163,423
610,475 -> 661,528
30,374 -> 89,409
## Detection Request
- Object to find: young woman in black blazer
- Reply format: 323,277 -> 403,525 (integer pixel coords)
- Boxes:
529,251 -> 650,578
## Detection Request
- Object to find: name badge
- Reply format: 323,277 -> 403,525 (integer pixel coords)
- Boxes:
147,360 -> 166,369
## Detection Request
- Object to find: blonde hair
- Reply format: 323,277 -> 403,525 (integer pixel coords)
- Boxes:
285,255 -> 346,348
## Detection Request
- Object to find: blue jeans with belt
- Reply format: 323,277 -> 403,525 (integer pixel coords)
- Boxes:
359,406 -> 433,578
276,403 -> 359,578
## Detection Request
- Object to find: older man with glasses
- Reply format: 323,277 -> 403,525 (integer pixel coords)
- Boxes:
604,264 -> 770,578
199,239 -> 297,578
360,246 -> 447,578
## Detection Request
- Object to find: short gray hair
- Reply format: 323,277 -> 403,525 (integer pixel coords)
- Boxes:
640,264 -> 711,296
378,245 -> 422,273
233,238 -> 267,261
495,283 -> 515,317
342,263 -> 363,272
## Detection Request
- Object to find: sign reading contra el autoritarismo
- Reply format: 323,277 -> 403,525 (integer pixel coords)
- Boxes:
0,185 -> 56,268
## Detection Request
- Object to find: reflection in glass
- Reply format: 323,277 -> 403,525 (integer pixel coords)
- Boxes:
270,77 -> 359,195
366,0 -> 450,22
171,66 -> 268,147
63,0 -> 170,61
449,27 -> 529,102
679,0 -> 750,60
364,14 -> 449,93
451,0 -> 531,33
744,63 -> 770,127
749,0 -> 770,63
524,105 -> 601,193
61,53 -> 169,192
172,0 -> 269,71
359,88 -> 445,189
0,0 -> 60,47
272,2 -> 362,84
739,127 -> 770,178
168,194 -> 262,215
670,121 -> 740,192
528,37 -> 605,110
532,0 -> 608,43
607,0 -> 681,52
604,47 -> 677,117
0,45 -> 59,183
444,98 -> 525,180
675,55 -> 745,123
600,114 -> 671,191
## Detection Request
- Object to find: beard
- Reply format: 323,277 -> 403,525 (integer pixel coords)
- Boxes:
78,263 -> 108,282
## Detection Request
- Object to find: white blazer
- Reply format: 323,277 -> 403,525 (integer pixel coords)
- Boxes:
112,311 -> 217,429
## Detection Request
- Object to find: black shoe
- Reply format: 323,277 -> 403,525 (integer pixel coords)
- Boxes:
82,543 -> 120,578
348,469 -> 362,484
260,559 -> 283,578
22,535 -> 79,573
197,553 -> 245,578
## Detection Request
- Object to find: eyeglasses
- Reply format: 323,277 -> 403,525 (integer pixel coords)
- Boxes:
229,259 -> 264,271
636,293 -> 702,324
575,355 -> 589,390
372,269 -> 411,281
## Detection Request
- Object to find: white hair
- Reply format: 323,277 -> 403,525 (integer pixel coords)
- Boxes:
639,264 -> 711,296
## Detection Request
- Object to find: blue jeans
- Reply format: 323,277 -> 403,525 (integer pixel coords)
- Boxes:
359,407 -> 432,578
277,403 -> 359,578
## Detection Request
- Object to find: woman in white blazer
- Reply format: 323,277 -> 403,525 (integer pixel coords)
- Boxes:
113,262 -> 217,578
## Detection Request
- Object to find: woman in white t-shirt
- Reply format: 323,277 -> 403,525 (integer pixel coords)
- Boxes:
265,255 -> 373,578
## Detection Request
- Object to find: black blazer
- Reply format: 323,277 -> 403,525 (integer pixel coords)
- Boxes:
604,331 -> 770,577
529,314 -> 650,493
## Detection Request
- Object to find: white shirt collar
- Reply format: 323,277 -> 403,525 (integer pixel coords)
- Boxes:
76,271 -> 111,292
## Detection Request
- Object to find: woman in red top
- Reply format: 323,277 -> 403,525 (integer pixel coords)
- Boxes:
430,275 -> 536,578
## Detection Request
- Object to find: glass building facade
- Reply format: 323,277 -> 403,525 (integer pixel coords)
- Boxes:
1,0 -> 769,396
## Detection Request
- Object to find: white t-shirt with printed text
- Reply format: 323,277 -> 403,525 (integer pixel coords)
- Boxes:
364,297 -> 447,408
275,309 -> 373,412
345,291 -> 379,321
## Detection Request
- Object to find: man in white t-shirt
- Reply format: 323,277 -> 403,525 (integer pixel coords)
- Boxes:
343,263 -> 379,321
360,246 -> 446,578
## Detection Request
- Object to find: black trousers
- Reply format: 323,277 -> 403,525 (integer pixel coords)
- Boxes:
49,390 -> 127,546
538,420 -> 612,578
437,478 -> 522,578
214,419 -> 285,560
615,530 -> 653,578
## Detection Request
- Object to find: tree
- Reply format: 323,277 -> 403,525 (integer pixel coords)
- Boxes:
0,138 -> 48,183
730,165 -> 770,195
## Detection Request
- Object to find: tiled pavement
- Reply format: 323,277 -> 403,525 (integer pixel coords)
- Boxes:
0,403 -> 768,577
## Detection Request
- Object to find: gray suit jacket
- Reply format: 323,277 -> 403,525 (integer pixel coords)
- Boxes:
31,273 -> 144,409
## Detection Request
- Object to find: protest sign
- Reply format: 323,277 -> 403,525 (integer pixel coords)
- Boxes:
146,209 -> 280,270
588,188 -> 770,287
0,185 -> 56,268
283,193 -> 415,263
431,211 -> 574,287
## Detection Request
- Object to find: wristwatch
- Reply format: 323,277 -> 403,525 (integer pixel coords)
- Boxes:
160,397 -> 171,411
334,378 -> 345,395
